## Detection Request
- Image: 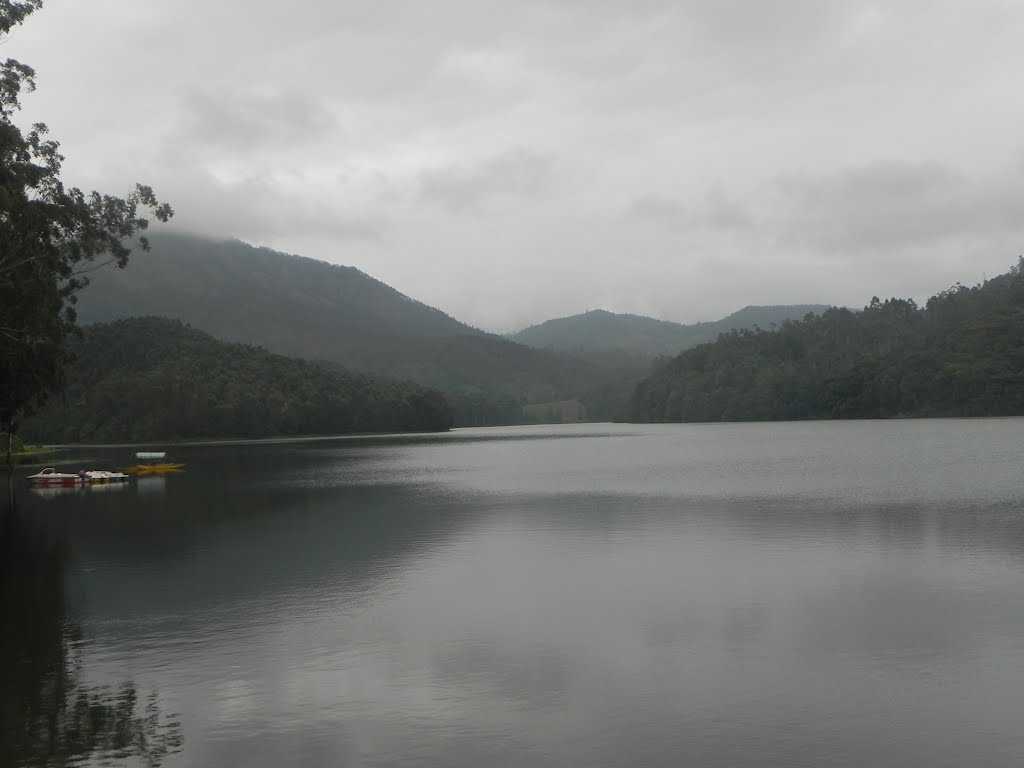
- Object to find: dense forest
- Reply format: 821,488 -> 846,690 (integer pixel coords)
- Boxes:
632,260 -> 1024,423
22,318 -> 453,442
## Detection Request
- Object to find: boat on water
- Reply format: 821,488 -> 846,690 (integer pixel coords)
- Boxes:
28,468 -> 131,486
82,470 -> 131,484
27,468 -> 82,486
123,451 -> 185,475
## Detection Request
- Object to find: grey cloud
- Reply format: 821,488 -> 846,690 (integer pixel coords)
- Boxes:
179,88 -> 339,153
10,0 -> 1024,329
631,196 -> 688,225
682,0 -> 846,57
631,191 -> 753,233
419,148 -> 553,213
159,168 -> 384,244
778,161 -> 1024,253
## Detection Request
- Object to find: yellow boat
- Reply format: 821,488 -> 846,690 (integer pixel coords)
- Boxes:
122,452 -> 185,476
124,463 -> 185,476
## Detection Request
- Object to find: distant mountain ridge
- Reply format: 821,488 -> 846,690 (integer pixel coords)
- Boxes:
76,233 -> 830,425
511,304 -> 830,358
77,233 -> 602,424
79,233 -> 482,353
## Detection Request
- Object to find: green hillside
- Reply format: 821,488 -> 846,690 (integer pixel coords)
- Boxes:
76,233 -> 604,425
22,318 -> 453,442
73,234 -> 832,425
77,232 -> 484,363
511,305 -> 829,358
632,260 -> 1024,423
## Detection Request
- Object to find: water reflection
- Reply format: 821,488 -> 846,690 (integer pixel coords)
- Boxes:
0,494 -> 183,767
8,422 -> 1024,767
135,476 -> 167,495
29,482 -> 129,500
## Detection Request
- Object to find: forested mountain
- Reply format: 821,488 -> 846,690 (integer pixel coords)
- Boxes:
77,233 -> 602,424
74,233 -> 833,426
22,318 -> 453,442
511,305 -> 829,358
632,260 -> 1024,423
78,232 -> 483,359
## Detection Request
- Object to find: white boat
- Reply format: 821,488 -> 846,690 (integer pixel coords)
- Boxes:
83,470 -> 130,484
27,468 -> 131,486
27,468 -> 83,486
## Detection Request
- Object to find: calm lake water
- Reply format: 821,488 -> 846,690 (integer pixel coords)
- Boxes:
5,420 -> 1024,766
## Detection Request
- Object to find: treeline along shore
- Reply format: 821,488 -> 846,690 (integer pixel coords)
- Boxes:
22,318 -> 453,443
22,258 -> 1024,443
632,259 -> 1024,422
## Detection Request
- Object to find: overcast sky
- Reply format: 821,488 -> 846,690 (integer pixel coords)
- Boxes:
9,0 -> 1024,331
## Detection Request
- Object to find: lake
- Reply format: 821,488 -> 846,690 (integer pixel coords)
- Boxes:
5,420 -> 1024,766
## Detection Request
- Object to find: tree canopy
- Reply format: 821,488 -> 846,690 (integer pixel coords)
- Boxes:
0,0 -> 172,451
632,259 -> 1024,423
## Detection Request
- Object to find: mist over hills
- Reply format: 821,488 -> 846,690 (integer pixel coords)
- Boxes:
76,233 -> 828,425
